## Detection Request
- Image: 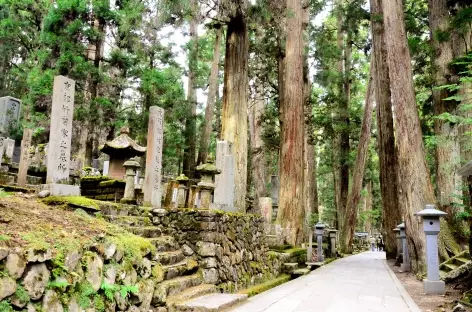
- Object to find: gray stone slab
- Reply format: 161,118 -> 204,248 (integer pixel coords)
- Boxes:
41,183 -> 80,196
0,137 -> 5,163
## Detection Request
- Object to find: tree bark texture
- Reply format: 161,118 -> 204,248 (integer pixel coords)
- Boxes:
249,79 -> 268,210
429,0 -> 463,218
371,0 -> 402,260
363,181 -> 373,234
340,63 -> 374,253
277,0 -> 305,246
303,3 -> 318,218
183,0 -> 198,178
221,11 -> 249,213
382,0 -> 437,272
197,25 -> 222,166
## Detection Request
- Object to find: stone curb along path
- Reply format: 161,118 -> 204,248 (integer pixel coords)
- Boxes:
230,252 -> 422,312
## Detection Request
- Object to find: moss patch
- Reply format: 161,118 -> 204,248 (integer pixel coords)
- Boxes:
0,184 -> 35,193
41,196 -> 101,210
283,248 -> 306,258
238,274 -> 291,297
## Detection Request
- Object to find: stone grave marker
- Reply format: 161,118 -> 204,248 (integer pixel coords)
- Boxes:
213,141 -> 236,212
17,129 -> 33,187
143,106 -> 165,208
103,161 -> 110,176
43,76 -> 80,196
0,96 -> 21,136
4,138 -> 15,163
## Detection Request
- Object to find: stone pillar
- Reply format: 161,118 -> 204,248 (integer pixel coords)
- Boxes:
188,185 -> 197,208
17,129 -> 32,187
176,174 -> 189,208
103,161 -> 110,176
213,141 -> 235,211
259,197 -> 273,233
121,158 -> 141,204
415,205 -> 447,295
397,222 -> 410,272
315,222 -> 326,262
143,106 -> 165,208
393,228 -> 402,258
164,180 -> 178,207
44,76 -> 79,196
329,229 -> 338,258
307,227 -> 313,263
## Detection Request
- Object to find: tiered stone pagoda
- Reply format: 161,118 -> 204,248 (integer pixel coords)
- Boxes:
99,127 -> 146,179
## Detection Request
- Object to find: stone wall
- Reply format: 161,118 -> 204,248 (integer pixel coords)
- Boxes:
81,176 -> 126,202
151,209 -> 285,292
0,236 -> 161,312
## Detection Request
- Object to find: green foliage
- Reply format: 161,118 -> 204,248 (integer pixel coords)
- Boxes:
48,279 -> 71,291
76,282 -> 96,308
0,189 -> 10,198
0,300 -> 12,312
14,285 -> 30,304
100,282 -> 118,302
119,285 -> 138,299
0,234 -> 10,242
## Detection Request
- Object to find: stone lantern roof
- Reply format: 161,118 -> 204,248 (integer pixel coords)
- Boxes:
99,127 -> 146,158
196,155 -> 221,175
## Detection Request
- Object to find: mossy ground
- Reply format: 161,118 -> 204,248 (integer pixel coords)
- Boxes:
238,274 -> 291,297
0,196 -> 154,262
41,196 -> 102,210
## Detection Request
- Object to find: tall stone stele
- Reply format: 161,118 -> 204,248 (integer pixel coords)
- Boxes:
176,174 -> 189,208
43,76 -> 80,196
415,205 -> 447,295
0,96 -> 21,137
143,106 -> 165,208
315,222 -> 326,262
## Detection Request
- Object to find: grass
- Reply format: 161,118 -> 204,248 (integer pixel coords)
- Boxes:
41,196 -> 101,210
238,274 -> 291,297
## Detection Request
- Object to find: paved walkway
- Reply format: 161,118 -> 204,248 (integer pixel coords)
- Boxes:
231,251 -> 421,312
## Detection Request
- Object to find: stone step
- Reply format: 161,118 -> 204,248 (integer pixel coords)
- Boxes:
166,284 -> 216,306
291,268 -> 311,277
148,236 -> 179,252
154,250 -> 185,265
152,274 -> 203,306
105,215 -> 152,227
128,205 -> 154,217
127,226 -> 162,238
306,262 -> 324,271
283,262 -> 298,273
163,259 -> 199,280
174,293 -> 248,312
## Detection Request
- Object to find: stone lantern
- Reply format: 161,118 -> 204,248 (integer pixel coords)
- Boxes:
415,204 -> 447,295
397,222 -> 410,272
121,157 -> 141,204
196,155 -> 221,209
393,227 -> 402,258
176,174 -> 189,208
315,222 -> 326,262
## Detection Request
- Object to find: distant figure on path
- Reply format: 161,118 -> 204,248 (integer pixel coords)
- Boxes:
370,236 -> 376,251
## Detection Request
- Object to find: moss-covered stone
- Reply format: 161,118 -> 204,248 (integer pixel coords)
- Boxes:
238,274 -> 291,297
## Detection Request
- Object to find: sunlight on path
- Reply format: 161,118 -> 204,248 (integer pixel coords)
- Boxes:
231,252 -> 421,312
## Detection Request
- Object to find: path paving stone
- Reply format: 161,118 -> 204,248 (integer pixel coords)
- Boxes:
231,251 -> 421,312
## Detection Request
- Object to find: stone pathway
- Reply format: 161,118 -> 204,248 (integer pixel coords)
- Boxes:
231,251 -> 421,312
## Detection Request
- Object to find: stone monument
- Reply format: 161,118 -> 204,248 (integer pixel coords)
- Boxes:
315,222 -> 326,262
143,106 -> 165,208
213,141 -> 235,211
121,158 -> 141,204
0,96 -> 21,136
103,161 -> 110,176
3,138 -> 15,164
0,137 -> 5,164
415,205 -> 447,295
17,129 -> 32,187
44,75 -> 80,196
197,155 -> 221,209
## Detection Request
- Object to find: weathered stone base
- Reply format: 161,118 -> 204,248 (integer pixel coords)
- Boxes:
209,203 -> 237,212
423,279 -> 445,295
41,183 -> 80,196
400,262 -> 410,272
